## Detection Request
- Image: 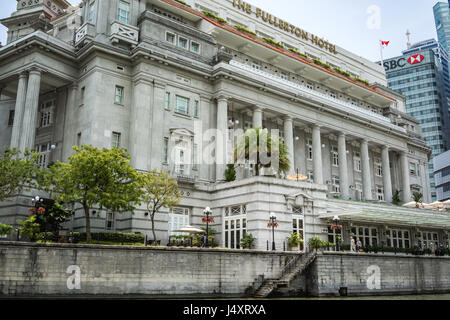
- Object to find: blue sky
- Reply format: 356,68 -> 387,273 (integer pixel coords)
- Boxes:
0,0 -> 444,62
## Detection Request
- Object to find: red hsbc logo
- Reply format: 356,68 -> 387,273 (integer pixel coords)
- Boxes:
407,54 -> 424,65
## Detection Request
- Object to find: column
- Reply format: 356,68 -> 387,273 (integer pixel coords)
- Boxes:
338,133 -> 349,199
19,68 -> 41,151
312,125 -> 323,184
253,107 -> 263,129
360,139 -> 372,200
150,81 -> 165,171
10,72 -> 28,149
283,116 -> 295,175
381,146 -> 393,202
216,96 -> 228,181
400,151 -> 411,203
61,83 -> 78,161
129,80 -> 153,171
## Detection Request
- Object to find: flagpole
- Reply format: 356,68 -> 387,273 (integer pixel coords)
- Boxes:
380,40 -> 384,67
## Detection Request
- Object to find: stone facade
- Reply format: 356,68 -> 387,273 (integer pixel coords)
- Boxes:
0,0 -> 447,251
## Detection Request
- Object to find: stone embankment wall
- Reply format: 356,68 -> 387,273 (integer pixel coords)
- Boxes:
1,243 -> 450,297
0,242 -> 295,297
303,252 -> 450,297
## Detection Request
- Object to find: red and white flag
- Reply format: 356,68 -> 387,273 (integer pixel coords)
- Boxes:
381,40 -> 390,47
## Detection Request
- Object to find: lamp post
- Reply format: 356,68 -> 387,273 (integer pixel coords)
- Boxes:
31,196 -> 45,242
332,215 -> 341,251
203,207 -> 212,248
268,212 -> 278,251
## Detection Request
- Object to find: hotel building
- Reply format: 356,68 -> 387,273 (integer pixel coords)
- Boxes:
0,0 -> 449,251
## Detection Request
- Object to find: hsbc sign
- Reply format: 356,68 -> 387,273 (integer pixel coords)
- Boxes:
383,54 -> 426,71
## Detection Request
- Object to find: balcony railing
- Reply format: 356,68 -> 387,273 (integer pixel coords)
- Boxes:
219,60 -> 406,134
110,21 -> 139,47
74,23 -> 96,46
171,165 -> 198,184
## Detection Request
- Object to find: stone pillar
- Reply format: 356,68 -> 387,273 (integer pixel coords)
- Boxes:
381,146 -> 393,202
129,79 -> 153,171
360,139 -> 372,200
216,96 -> 228,181
253,107 -> 263,129
150,81 -> 165,171
284,116 -> 295,175
400,151 -> 411,203
19,68 -> 41,151
10,72 -> 28,149
338,133 -> 349,198
61,83 -> 78,161
312,125 -> 323,184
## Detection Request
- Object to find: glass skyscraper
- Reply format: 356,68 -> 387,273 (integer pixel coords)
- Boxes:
383,40 -> 450,200
434,1 -> 450,54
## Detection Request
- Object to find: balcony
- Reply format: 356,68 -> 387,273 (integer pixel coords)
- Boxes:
171,165 -> 198,184
74,23 -> 96,47
215,60 -> 407,134
110,21 -> 139,48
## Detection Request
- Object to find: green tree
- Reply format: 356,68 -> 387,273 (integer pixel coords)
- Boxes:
234,128 -> 290,176
41,145 -> 142,241
140,170 -> 181,243
18,216 -> 41,241
224,164 -> 236,182
0,148 -> 39,201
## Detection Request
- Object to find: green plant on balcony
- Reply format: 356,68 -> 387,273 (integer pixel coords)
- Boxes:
308,236 -> 323,251
240,233 -> 256,249
354,77 -> 370,86
288,48 -> 308,59
202,11 -> 227,24
224,164 -> 236,182
312,58 -> 331,69
262,37 -> 284,48
333,67 -> 351,77
392,189 -> 401,205
174,0 -> 191,7
234,25 -> 256,36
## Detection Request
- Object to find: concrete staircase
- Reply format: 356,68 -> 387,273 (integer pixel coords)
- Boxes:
253,251 -> 317,298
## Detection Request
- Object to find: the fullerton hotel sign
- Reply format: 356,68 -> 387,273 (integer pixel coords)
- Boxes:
232,0 -> 338,54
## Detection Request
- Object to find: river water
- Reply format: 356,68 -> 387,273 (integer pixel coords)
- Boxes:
275,294 -> 450,300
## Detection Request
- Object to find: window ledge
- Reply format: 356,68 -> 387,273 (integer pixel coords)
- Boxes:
174,112 -> 191,120
114,102 -> 125,107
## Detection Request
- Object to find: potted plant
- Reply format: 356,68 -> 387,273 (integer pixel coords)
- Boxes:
308,236 -> 323,251
240,233 -> 256,249
287,233 -> 303,251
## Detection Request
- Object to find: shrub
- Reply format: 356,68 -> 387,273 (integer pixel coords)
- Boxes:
287,233 -> 303,247
240,233 -> 256,249
288,48 -> 308,59
174,0 -> 191,7
312,58 -> 331,69
333,67 -> 351,77
224,164 -> 236,182
0,223 -> 12,236
18,216 -> 41,241
235,25 -> 256,36
37,232 -> 145,244
308,236 -> 323,250
262,37 -> 284,48
202,11 -> 226,23
354,77 -> 370,86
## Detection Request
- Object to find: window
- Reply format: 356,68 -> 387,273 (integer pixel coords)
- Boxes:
163,137 -> 169,163
307,139 -> 313,160
168,207 -> 190,236
409,163 -> 417,176
375,158 -> 383,177
328,226 -> 342,247
166,32 -> 175,44
331,146 -> 339,167
36,143 -> 51,168
39,100 -> 54,128
376,185 -> 384,201
351,226 -> 378,247
419,232 -> 439,249
194,100 -> 199,117
105,212 -> 115,231
332,176 -> 340,193
175,96 -> 189,115
190,41 -> 200,53
386,229 -> 410,249
165,92 -> 170,110
88,0 -> 95,23
80,86 -> 85,104
112,132 -> 121,148
115,86 -> 124,104
354,151 -> 361,172
292,212 -> 304,251
8,110 -> 14,126
178,37 -> 188,48
224,205 -> 247,249
117,0 -> 130,24
307,171 -> 314,182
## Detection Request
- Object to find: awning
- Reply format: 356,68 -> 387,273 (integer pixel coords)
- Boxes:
321,200 -> 450,229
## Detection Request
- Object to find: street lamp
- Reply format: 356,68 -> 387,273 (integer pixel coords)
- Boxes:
268,212 -> 278,251
332,215 -> 342,251
203,207 -> 213,248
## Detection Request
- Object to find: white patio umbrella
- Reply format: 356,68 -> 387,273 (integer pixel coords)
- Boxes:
430,201 -> 444,208
443,200 -> 450,205
172,225 -> 206,234
422,203 -> 435,210
403,201 -> 419,208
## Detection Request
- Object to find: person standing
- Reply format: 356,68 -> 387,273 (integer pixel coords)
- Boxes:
350,236 -> 356,252
356,238 -> 362,253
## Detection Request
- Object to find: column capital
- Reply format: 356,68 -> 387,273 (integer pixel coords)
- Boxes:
27,66 -> 44,76
312,123 -> 321,130
338,132 -> 346,138
18,71 -> 28,79
284,114 -> 293,121
215,95 -> 230,102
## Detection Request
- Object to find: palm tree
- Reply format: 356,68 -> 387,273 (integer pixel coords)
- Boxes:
233,127 -> 290,176
412,192 -> 423,208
